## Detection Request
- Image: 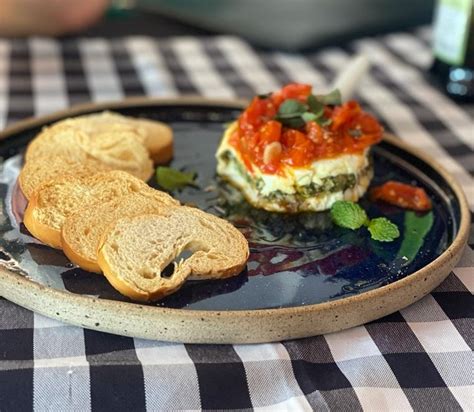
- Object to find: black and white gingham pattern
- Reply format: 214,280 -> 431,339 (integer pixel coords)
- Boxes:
0,28 -> 473,411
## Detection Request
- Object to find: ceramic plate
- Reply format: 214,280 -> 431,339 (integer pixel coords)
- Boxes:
0,98 -> 469,343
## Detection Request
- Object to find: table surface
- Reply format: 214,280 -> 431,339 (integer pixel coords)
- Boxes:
0,24 -> 473,411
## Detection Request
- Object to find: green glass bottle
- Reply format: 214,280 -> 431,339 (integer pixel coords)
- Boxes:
431,0 -> 474,101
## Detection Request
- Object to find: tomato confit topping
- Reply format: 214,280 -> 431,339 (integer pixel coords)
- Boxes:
229,83 -> 384,174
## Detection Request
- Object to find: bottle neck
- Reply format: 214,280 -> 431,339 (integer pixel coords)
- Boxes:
432,0 -> 474,68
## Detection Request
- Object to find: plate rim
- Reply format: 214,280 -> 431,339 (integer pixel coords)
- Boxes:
0,97 -> 470,343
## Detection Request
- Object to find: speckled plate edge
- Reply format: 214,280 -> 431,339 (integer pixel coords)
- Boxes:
0,97 -> 470,344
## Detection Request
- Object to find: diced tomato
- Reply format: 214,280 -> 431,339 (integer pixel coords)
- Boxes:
280,83 -> 312,100
331,101 -> 361,131
271,83 -> 312,106
239,97 -> 266,132
370,181 -> 432,211
258,120 -> 281,145
229,84 -> 384,174
239,96 -> 276,133
281,129 -> 317,167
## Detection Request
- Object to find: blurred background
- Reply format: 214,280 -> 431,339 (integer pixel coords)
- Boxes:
0,0 -> 473,101
0,0 -> 435,50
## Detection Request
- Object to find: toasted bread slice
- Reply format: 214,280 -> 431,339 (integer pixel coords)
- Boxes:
27,112 -> 173,164
23,171 -> 149,249
132,117 -> 173,164
25,123 -> 153,182
61,190 -> 179,273
19,157 -> 110,200
97,207 -> 249,301
73,112 -> 173,164
73,127 -> 154,181
25,125 -> 90,164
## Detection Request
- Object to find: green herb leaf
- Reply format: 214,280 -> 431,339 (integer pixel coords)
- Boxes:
277,99 -> 307,117
275,116 -> 306,128
316,89 -> 342,106
307,94 -> 324,116
301,112 -> 318,122
368,217 -> 400,242
155,166 -> 197,191
316,117 -> 333,127
274,91 -> 341,129
330,200 -> 368,230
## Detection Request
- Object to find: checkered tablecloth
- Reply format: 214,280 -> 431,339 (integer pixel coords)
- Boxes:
0,27 -> 473,411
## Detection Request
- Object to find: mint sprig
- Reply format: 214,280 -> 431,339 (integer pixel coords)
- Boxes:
330,200 -> 400,242
274,89 -> 340,129
330,201 -> 368,230
368,217 -> 400,242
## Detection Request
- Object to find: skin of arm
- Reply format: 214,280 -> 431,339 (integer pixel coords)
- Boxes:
0,0 -> 110,36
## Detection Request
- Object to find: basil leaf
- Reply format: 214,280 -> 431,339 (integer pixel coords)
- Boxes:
155,166 -> 197,191
301,112 -> 318,122
316,89 -> 342,106
276,116 -> 306,129
316,117 -> 333,127
307,95 -> 324,116
277,99 -> 307,117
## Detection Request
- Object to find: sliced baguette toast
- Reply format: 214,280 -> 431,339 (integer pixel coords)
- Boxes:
24,123 -> 153,182
132,117 -> 173,164
23,171 -> 149,249
19,157 -> 111,200
61,190 -> 179,273
97,208 -> 249,301
27,112 -> 173,164
73,112 -> 174,164
73,127 -> 154,181
25,125 -> 90,164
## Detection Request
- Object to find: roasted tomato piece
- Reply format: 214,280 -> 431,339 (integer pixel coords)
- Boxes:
331,101 -> 362,131
239,96 -> 275,132
258,120 -> 282,145
271,83 -> 312,106
371,181 -> 432,211
281,129 -> 316,166
280,83 -> 312,100
349,113 -> 384,150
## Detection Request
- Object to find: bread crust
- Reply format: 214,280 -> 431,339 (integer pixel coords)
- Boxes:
19,158 -> 110,200
23,193 -> 63,248
96,208 -> 249,302
62,238 -> 103,273
96,250 -> 184,301
23,171 -> 150,253
135,118 -> 174,164
61,190 -> 179,273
